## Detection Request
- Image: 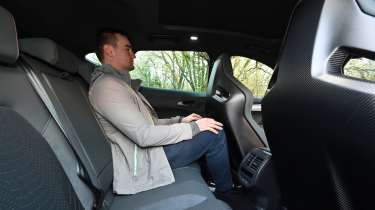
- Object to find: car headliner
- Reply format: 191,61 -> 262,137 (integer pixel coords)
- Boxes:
1,0 -> 299,66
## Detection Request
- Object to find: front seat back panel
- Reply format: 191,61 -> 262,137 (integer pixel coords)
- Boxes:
263,0 -> 375,209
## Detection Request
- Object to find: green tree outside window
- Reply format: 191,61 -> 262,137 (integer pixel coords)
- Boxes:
344,57 -> 375,82
231,56 -> 273,97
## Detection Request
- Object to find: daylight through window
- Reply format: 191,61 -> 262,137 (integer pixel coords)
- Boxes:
343,57 -> 375,82
231,56 -> 273,97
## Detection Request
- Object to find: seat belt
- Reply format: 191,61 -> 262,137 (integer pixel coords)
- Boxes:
19,59 -> 105,210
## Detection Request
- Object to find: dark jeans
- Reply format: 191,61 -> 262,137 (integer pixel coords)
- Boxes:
163,130 -> 233,192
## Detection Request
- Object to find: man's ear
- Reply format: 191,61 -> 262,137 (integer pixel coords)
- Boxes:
103,44 -> 114,58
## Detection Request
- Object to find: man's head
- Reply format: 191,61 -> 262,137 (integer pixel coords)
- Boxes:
96,29 -> 135,71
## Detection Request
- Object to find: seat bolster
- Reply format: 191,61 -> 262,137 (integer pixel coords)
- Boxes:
0,6 -> 19,64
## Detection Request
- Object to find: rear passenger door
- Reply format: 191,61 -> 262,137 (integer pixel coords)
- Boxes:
131,51 -> 210,118
230,56 -> 274,128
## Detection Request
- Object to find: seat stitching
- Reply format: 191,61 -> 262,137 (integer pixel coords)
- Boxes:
41,115 -> 52,136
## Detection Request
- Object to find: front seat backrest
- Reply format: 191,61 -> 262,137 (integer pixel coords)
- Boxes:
263,0 -> 375,209
207,54 -> 267,169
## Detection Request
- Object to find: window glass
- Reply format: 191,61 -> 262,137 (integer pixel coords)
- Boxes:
131,51 -> 209,93
343,57 -> 375,82
85,52 -> 101,66
231,56 -> 274,97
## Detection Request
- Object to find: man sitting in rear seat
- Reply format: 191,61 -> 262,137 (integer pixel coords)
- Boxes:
89,29 -> 236,198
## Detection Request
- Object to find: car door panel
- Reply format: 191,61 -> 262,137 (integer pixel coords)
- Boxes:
139,87 -> 207,118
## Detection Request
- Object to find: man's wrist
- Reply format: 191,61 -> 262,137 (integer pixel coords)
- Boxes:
189,121 -> 200,136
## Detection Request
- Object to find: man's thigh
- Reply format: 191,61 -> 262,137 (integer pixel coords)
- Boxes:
163,131 -> 219,169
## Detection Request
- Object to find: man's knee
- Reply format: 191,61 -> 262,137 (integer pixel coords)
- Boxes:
215,129 -> 226,141
217,129 -> 226,138
197,130 -> 227,145
209,129 -> 227,148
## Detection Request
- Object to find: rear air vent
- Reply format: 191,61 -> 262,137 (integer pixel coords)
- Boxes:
246,154 -> 255,166
250,156 -> 265,172
238,148 -> 271,188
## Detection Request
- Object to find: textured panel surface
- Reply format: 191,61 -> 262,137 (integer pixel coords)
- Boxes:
0,107 -> 83,210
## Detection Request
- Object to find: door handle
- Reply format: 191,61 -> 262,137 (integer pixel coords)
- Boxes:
177,100 -> 195,107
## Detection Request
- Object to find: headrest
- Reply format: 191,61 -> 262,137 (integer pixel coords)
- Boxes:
19,38 -> 80,73
78,61 -> 96,84
0,6 -> 19,64
207,53 -> 232,95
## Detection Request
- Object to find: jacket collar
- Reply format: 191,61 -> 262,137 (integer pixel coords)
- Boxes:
91,64 -> 142,90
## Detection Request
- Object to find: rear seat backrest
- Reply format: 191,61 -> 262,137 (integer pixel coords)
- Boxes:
19,38 -> 114,205
0,6 -> 84,210
0,6 -> 18,64
0,108 -> 85,210
20,38 -> 81,73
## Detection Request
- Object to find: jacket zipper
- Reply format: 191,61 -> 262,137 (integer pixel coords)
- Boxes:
133,144 -> 138,176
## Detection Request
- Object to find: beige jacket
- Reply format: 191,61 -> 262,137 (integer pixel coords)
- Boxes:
89,64 -> 196,194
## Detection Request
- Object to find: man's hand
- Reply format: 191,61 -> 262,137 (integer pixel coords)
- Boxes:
196,118 -> 223,134
181,113 -> 202,123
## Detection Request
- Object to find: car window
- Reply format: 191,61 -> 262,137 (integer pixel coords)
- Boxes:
85,52 -> 101,66
343,57 -> 375,82
230,56 -> 274,98
85,51 -> 209,93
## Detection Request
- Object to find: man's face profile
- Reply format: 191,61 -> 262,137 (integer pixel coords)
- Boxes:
104,33 -> 136,71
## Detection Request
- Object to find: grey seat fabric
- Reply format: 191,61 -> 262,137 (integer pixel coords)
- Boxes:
21,53 -> 114,195
17,37 -> 231,210
78,61 -> 96,84
0,6 -> 18,64
0,6 -> 86,210
206,53 -> 267,169
20,38 -> 81,73
0,108 -> 84,210
110,167 -> 229,210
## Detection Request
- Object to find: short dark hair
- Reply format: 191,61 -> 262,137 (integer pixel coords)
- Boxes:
96,28 -> 130,62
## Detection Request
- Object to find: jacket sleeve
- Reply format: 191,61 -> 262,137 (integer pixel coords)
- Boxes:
156,116 -> 181,125
89,76 -> 193,147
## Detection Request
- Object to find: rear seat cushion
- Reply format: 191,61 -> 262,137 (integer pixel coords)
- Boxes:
20,38 -> 80,73
0,6 -> 18,64
109,167 -> 230,210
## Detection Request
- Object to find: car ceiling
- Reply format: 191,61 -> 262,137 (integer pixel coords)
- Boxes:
1,0 -> 298,66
